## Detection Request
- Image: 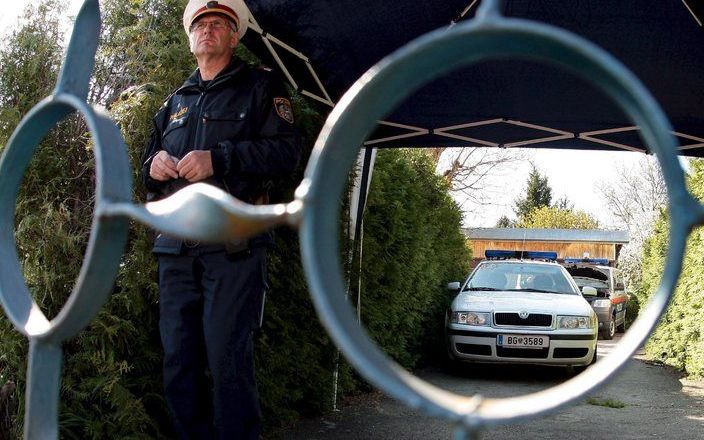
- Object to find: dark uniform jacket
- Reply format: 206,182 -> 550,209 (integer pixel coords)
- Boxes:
141,59 -> 300,254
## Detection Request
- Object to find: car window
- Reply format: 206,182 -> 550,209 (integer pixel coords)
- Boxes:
466,262 -> 578,295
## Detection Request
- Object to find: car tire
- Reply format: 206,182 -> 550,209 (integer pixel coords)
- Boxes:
601,319 -> 615,340
444,345 -> 461,372
443,356 -> 465,375
570,345 -> 597,375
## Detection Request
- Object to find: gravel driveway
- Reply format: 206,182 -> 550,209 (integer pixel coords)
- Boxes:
274,334 -> 704,439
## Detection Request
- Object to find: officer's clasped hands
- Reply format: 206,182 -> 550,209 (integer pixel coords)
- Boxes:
177,150 -> 214,182
149,149 -> 213,182
149,150 -> 178,181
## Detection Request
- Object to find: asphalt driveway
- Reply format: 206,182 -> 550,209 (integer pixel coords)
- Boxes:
274,334 -> 704,439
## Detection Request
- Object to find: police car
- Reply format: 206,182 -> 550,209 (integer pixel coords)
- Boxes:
562,257 -> 628,340
446,250 -> 598,369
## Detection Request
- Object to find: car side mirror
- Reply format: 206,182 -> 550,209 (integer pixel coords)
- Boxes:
615,282 -> 625,291
582,286 -> 597,297
447,282 -> 461,291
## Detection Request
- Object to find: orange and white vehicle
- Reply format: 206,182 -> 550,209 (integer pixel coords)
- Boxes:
563,258 -> 628,340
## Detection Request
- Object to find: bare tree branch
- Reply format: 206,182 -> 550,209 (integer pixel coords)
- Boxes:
437,146 -> 527,212
597,155 -> 668,287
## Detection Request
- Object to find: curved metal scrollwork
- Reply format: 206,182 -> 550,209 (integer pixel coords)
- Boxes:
0,0 -> 701,438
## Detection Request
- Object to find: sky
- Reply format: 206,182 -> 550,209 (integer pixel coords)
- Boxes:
0,1 -> 84,43
0,1 -> 684,230
450,148 -> 651,228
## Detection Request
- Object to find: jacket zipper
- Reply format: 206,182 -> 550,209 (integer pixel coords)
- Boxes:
195,89 -> 206,149
195,90 -> 205,107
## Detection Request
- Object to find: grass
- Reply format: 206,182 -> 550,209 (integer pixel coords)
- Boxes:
586,396 -> 626,408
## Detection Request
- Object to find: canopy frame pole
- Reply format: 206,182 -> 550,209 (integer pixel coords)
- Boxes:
682,0 -> 703,26
331,147 -> 376,410
364,120 -> 429,146
247,14 -> 335,106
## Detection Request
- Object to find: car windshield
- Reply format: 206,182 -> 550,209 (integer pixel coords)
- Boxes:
465,261 -> 578,295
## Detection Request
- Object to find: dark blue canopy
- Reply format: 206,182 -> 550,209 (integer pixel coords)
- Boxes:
242,0 -> 704,155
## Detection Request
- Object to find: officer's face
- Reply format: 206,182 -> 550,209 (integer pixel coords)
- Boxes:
189,13 -> 239,58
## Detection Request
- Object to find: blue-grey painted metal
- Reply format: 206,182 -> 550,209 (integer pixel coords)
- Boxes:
55,0 -> 100,100
0,0 -> 701,438
0,1 -> 131,438
297,0 -> 700,437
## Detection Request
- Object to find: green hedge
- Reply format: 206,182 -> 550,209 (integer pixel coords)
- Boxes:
361,149 -> 471,366
640,159 -> 704,377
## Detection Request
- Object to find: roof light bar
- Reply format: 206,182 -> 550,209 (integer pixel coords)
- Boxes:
525,251 -> 558,261
485,250 -> 516,259
485,250 -> 557,261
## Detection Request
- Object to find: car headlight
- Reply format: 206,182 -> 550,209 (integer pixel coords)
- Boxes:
451,311 -> 490,326
592,299 -> 611,308
557,315 -> 594,329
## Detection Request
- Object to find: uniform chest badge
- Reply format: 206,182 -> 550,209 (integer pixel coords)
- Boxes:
274,97 -> 294,124
169,105 -> 189,124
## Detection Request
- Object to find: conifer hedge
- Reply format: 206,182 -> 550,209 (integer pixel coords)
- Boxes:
0,1 -> 471,437
361,150 -> 472,366
640,159 -> 704,378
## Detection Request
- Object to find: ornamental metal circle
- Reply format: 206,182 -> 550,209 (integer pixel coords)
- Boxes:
0,2 -> 131,438
0,0 -> 702,439
296,0 -> 702,437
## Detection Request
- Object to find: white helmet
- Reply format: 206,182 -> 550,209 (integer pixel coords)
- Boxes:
183,0 -> 250,39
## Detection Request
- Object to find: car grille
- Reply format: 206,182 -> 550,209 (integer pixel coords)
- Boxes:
494,312 -> 552,327
456,343 -> 492,356
496,346 -> 549,359
553,348 -> 589,358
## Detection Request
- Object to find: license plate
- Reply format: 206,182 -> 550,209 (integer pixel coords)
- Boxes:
497,334 -> 549,349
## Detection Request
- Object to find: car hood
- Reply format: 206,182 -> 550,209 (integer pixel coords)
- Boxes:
452,290 -> 592,315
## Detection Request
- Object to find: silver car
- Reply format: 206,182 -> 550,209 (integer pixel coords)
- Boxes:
446,251 -> 598,369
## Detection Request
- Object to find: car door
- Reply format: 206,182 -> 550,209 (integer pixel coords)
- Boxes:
611,270 -> 627,325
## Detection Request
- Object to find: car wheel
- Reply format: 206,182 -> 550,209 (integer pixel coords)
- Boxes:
601,319 -> 615,340
444,355 -> 466,375
570,345 -> 597,375
444,345 -> 461,372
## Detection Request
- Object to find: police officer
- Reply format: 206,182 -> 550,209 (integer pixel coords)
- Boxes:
140,1 -> 300,438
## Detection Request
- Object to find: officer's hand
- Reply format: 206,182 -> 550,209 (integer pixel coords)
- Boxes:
149,150 -> 179,181
177,150 -> 214,182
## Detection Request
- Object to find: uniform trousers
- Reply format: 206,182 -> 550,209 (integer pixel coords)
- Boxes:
158,245 -> 265,440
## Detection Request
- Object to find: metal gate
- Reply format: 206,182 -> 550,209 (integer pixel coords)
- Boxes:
0,0 -> 698,438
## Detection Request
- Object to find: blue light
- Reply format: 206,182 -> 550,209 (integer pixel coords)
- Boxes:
485,250 -> 516,259
485,250 -> 557,261
525,251 -> 558,261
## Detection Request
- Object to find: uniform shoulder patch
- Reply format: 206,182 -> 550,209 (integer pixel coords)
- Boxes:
274,97 -> 294,124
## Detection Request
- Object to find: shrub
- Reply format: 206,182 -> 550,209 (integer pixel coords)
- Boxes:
639,159 -> 704,377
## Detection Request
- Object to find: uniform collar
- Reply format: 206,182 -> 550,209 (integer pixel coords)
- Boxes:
178,57 -> 247,92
